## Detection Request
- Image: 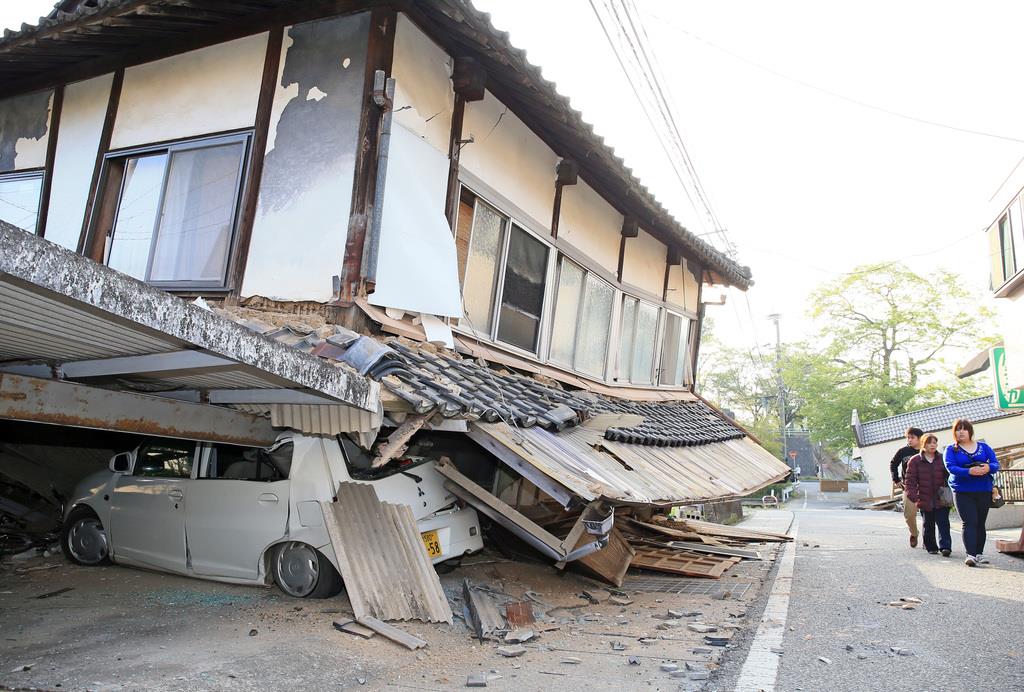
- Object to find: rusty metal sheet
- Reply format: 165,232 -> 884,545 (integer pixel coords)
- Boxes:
471,422 -> 790,506
322,482 -> 452,624
0,373 -> 277,446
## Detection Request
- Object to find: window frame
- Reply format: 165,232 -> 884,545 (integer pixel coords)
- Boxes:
454,183 -> 556,358
93,131 -> 252,291
0,169 -> 44,234
658,308 -> 692,387
132,439 -> 199,480
548,254 -> 616,379
998,211 -> 1018,285
616,294 -> 663,385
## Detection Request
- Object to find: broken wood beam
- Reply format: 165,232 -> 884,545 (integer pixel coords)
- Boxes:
369,410 -> 432,468
463,578 -> 505,642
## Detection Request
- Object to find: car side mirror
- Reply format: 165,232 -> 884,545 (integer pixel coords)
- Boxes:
110,452 -> 132,474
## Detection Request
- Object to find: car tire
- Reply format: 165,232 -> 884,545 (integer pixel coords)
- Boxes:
271,541 -> 343,599
61,506 -> 111,566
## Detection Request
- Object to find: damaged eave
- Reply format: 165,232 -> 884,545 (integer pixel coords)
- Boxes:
0,222 -> 379,412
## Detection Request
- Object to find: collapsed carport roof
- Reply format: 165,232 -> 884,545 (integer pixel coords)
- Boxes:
0,221 -> 379,445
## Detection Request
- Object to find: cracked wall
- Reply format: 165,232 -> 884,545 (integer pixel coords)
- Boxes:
0,90 -> 53,172
241,12 -> 370,302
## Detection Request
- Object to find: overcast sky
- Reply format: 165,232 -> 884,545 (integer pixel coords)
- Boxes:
4,0 -> 1016,356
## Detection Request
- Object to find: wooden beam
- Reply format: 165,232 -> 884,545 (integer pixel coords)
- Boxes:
228,25 -> 282,300
444,93 -> 467,229
77,67 -> 122,255
369,409 -> 431,468
36,85 -> 64,239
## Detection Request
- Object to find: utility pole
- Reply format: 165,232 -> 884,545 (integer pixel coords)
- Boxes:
767,313 -> 789,471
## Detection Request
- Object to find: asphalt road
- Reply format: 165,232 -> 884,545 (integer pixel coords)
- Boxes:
717,482 -> 1024,692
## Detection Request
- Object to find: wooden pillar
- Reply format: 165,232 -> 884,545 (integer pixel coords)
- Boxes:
617,215 -> 638,282
445,57 -> 486,229
227,26 -> 283,300
78,68 -> 123,255
550,158 -> 577,238
36,85 -> 64,240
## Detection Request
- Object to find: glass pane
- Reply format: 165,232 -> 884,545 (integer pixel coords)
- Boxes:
462,201 -> 505,334
549,259 -> 584,365
107,154 -> 168,280
631,302 -> 659,384
135,441 -> 194,479
150,142 -> 245,283
1000,214 -> 1017,279
659,313 -> 689,386
575,274 -> 613,376
0,175 -> 42,233
618,296 -> 637,380
496,225 -> 548,352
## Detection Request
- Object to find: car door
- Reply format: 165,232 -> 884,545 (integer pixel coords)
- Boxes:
108,439 -> 195,573
185,441 -> 290,580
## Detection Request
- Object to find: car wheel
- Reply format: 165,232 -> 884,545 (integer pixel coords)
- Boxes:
271,541 -> 342,599
62,507 -> 111,566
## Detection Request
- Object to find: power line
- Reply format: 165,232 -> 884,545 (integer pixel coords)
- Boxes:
647,10 -> 1024,146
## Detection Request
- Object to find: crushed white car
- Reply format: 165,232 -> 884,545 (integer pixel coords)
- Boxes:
61,432 -> 483,598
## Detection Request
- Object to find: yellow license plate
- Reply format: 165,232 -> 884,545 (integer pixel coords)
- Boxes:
421,530 -> 442,558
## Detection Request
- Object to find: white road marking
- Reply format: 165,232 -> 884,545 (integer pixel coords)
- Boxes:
734,519 -> 799,692
802,489 -> 808,510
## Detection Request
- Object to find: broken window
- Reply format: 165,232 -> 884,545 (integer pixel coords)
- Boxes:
455,186 -> 551,354
0,171 -> 43,233
201,442 -> 290,481
549,256 -> 614,377
99,133 -> 249,288
659,311 -> 690,386
618,296 -> 659,384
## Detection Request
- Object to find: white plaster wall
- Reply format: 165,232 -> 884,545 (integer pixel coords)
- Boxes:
558,179 -> 622,276
1001,293 -> 1024,390
111,34 -> 267,149
666,263 -> 684,309
44,74 -> 114,250
391,14 -> 452,155
461,90 -> 557,231
621,228 -> 666,297
861,413 -> 1024,497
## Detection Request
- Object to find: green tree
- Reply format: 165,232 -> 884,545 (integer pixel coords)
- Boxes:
783,262 -> 995,453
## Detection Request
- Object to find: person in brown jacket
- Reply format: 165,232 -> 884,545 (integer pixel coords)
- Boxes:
904,433 -> 952,556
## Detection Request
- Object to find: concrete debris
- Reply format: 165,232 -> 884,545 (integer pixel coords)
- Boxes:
504,629 -> 535,644
582,589 -> 611,603
660,663 -> 679,672
901,604 -> 916,610
692,647 -> 713,654
670,670 -> 689,678
844,644 -> 854,652
356,616 -> 428,650
770,647 -> 784,655
627,656 -> 641,665
890,647 -> 913,656
686,662 -> 709,671
858,654 -> 869,660
609,595 -> 633,606
689,671 -> 711,680
656,621 -> 682,630
900,596 -> 923,604
668,608 -> 700,618
9,663 -> 34,673
561,657 -> 582,664
466,673 -> 488,687
687,624 -> 718,633
497,645 -> 526,658
248,629 -> 258,637
818,657 -> 832,664
611,641 -> 626,651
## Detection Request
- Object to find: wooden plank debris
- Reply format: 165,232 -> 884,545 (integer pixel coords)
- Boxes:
355,615 -> 428,650
333,619 -> 376,639
322,482 -> 453,624
651,516 -> 792,542
573,527 -> 635,587
630,547 -> 741,578
369,411 -> 433,468
625,535 -> 762,560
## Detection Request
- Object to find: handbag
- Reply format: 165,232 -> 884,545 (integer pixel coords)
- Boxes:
992,486 -> 1006,509
937,486 -> 954,509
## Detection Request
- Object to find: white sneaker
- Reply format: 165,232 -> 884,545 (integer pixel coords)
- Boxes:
965,555 -> 977,567
976,554 -> 990,564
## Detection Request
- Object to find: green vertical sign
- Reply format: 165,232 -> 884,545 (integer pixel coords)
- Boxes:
992,346 -> 1024,410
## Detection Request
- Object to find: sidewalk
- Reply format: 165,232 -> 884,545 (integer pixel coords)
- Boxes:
739,508 -> 795,536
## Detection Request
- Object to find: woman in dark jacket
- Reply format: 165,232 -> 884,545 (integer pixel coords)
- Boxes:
904,433 -> 951,556
944,419 -> 1000,567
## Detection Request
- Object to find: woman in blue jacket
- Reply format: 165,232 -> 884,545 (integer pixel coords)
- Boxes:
944,419 -> 1000,566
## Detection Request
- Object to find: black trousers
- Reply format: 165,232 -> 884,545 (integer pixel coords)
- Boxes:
953,491 -> 990,556
920,507 -> 951,552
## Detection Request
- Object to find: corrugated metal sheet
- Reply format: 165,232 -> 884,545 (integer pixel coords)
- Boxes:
229,404 -> 381,435
323,483 -> 452,624
472,422 -> 790,506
